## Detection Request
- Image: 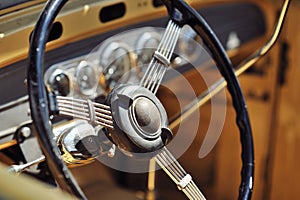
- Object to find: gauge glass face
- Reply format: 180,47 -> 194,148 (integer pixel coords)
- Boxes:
177,25 -> 204,62
51,72 -> 70,96
76,61 -> 98,96
104,47 -> 132,89
180,26 -> 198,55
139,37 -> 160,65
45,67 -> 72,96
136,32 -> 160,66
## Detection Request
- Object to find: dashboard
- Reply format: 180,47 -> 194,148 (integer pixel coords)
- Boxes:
44,26 -> 200,99
0,0 -> 267,136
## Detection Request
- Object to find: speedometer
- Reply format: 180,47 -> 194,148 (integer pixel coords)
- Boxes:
99,42 -> 135,91
177,25 -> 203,62
135,32 -> 161,65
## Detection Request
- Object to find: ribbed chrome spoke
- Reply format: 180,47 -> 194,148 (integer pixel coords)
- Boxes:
154,147 -> 206,200
140,20 -> 181,94
56,96 -> 113,129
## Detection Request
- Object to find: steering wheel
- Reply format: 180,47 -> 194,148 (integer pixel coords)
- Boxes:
27,0 -> 254,199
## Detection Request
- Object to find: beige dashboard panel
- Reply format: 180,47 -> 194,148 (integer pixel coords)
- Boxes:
0,0 -> 206,68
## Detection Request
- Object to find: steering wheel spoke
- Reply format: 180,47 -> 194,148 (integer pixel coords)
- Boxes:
56,96 -> 114,129
155,147 -> 206,200
140,20 -> 181,94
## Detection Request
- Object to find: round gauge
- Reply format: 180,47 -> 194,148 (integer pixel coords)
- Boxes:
46,68 -> 71,96
178,25 -> 203,62
75,60 -> 98,96
136,32 -> 161,65
99,42 -> 135,91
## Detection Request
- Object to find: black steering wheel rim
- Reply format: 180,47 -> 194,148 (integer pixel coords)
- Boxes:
27,0 -> 86,198
27,0 -> 254,199
163,1 -> 254,199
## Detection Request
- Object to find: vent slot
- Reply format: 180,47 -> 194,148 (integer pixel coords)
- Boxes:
48,21 -> 63,42
152,0 -> 164,7
99,3 -> 126,23
29,21 -> 63,43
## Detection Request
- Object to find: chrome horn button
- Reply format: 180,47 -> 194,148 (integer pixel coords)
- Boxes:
133,97 -> 161,135
106,84 -> 172,153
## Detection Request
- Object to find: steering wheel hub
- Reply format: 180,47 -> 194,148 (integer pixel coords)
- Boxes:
106,84 -> 172,153
133,97 -> 161,135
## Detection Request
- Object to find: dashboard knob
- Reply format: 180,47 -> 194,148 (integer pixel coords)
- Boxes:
48,72 -> 70,96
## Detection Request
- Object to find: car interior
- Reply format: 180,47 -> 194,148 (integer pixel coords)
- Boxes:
0,0 -> 299,199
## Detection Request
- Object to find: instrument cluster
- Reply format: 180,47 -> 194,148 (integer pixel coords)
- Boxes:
44,26 -> 202,99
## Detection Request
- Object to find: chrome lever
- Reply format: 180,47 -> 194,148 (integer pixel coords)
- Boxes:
8,155 -> 45,174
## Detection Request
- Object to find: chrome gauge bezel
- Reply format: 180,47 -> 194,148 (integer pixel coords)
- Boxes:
97,41 -> 137,91
135,31 -> 161,66
44,62 -> 75,97
75,60 -> 98,97
176,25 -> 204,63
